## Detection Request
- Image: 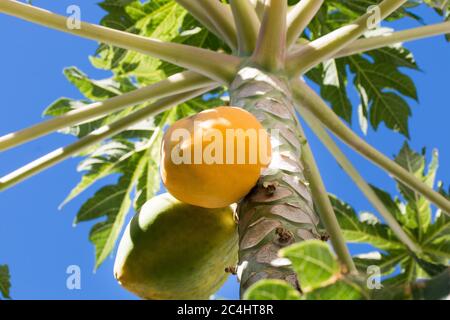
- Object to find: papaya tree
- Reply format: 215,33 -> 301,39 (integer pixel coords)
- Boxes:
0,0 -> 449,299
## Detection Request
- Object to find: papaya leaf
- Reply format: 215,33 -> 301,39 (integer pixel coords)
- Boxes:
353,251 -> 407,276
280,240 -> 340,292
60,140 -> 138,207
74,151 -> 148,269
424,209 -> 450,244
370,185 -> 406,223
244,280 -> 301,300
305,279 -> 367,300
43,98 -> 90,117
306,27 -> 419,137
0,265 -> 11,300
423,237 -> 450,259
372,268 -> 450,300
330,195 -> 404,250
348,56 -> 416,138
92,0 -> 226,84
92,0 -> 188,80
413,255 -> 448,277
394,142 -> 437,234
308,59 -> 353,124
64,67 -> 136,101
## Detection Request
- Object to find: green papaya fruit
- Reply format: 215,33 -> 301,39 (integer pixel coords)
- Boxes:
114,193 -> 238,300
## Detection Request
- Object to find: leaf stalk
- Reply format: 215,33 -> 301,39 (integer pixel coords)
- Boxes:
296,105 -> 422,254
0,0 -> 239,84
0,72 -> 215,152
291,79 -> 450,214
0,87 -> 216,191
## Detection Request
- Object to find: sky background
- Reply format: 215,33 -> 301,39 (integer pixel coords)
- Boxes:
0,1 -> 449,300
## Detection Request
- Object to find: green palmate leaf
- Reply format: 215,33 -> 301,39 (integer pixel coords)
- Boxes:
92,0 -> 188,81
75,152 -> 148,269
280,240 -> 340,292
43,98 -> 90,117
372,268 -> 450,300
394,142 -> 437,234
366,45 -> 419,71
424,209 -> 450,243
132,110 -> 174,212
306,25 -> 419,137
64,67 -> 136,101
42,98 -> 103,137
0,265 -> 11,300
370,185 -> 405,222
330,195 -> 404,250
305,279 -> 367,300
244,280 -> 301,300
424,237 -> 450,258
43,69 -> 143,139
413,255 -> 448,277
308,59 -> 353,123
348,55 -> 417,138
353,251 -> 407,276
92,0 -> 225,84
60,140 -> 138,207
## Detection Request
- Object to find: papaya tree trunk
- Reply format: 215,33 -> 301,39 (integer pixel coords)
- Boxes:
229,66 -> 321,296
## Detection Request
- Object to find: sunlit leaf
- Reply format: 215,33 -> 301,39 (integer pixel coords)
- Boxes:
244,280 -> 301,300
280,240 -> 340,291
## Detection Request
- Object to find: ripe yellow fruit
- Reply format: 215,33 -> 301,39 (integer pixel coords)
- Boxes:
114,193 -> 238,300
161,106 -> 272,208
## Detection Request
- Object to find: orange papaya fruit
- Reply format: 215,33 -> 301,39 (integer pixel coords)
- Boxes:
161,106 -> 272,208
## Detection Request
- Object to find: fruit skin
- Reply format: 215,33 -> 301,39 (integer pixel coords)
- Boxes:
161,106 -> 272,208
114,193 -> 238,300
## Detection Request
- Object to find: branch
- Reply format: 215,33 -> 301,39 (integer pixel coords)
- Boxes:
296,119 -> 357,273
175,0 -> 238,51
287,0 -> 407,75
230,0 -> 260,55
286,0 -> 324,49
291,79 -> 450,214
0,86 -> 216,191
0,0 -> 240,84
252,0 -> 287,71
296,105 -> 422,254
0,72 -> 215,152
249,0 -> 266,21
174,0 -> 223,45
335,21 -> 450,58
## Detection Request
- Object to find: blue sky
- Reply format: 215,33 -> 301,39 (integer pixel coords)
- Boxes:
0,1 -> 449,300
